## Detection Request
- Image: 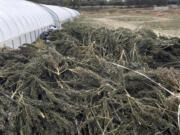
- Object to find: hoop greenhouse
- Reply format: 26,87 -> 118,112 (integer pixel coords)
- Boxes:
0,0 -> 80,49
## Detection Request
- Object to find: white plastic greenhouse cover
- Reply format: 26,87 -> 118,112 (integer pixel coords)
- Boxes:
0,0 -> 80,49
43,5 -> 74,24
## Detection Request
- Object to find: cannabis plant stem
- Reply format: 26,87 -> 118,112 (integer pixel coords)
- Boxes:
108,62 -> 175,96
108,62 -> 180,132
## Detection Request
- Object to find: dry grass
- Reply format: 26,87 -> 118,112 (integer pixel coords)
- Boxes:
153,67 -> 180,90
79,7 -> 180,37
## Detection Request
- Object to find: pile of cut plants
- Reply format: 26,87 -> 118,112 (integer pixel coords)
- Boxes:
0,22 -> 180,135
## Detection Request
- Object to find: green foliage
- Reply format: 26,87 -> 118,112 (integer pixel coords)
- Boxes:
126,0 -> 168,6
28,0 -> 173,6
177,0 -> 180,5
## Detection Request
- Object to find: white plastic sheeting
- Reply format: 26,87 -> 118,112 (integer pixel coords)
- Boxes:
0,0 -> 80,49
63,7 -> 80,19
43,5 -> 80,24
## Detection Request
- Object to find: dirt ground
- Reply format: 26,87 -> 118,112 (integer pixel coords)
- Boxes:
79,7 -> 180,37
